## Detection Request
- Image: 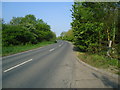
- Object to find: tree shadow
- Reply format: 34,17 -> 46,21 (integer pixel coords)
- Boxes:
72,46 -> 86,52
92,72 -> 120,89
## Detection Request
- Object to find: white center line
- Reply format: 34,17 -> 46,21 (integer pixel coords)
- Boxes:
49,48 -> 55,52
59,43 -> 63,47
59,45 -> 61,47
4,59 -> 33,73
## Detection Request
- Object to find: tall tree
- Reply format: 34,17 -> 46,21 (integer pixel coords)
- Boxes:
71,2 -> 119,56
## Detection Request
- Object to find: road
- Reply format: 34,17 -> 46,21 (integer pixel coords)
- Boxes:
2,40 -> 120,88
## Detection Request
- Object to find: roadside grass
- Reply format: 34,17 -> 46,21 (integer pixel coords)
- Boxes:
76,52 -> 120,75
2,41 -> 55,56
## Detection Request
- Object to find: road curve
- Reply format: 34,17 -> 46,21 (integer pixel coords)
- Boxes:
2,40 -> 120,88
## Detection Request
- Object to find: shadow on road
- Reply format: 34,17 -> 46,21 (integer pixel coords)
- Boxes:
92,72 -> 120,89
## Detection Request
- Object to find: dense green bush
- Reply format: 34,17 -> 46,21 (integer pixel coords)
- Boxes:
2,14 -> 56,46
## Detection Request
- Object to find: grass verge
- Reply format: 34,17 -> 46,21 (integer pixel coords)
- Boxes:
76,52 -> 120,75
2,41 -> 55,56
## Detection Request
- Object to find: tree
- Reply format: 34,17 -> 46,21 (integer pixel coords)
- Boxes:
71,2 -> 119,57
60,29 -> 74,41
2,14 -> 56,46
60,31 -> 66,40
10,17 -> 23,25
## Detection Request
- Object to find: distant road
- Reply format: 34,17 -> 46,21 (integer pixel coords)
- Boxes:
2,40 -> 119,88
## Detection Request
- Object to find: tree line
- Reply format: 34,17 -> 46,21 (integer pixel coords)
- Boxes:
2,14 -> 56,46
58,29 -> 74,42
59,2 -> 120,59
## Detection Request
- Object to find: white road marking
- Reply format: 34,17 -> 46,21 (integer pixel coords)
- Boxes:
4,59 -> 33,73
59,43 -> 63,47
49,48 -> 55,52
59,45 -> 61,47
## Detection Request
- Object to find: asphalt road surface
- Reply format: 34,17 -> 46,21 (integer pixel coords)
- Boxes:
2,40 -> 120,88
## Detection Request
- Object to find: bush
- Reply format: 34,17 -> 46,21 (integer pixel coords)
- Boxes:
2,14 -> 56,46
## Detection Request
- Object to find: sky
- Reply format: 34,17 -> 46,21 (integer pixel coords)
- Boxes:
2,2 -> 74,36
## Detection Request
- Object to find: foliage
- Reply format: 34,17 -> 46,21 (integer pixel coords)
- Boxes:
70,2 -> 120,59
77,52 -> 120,75
59,29 -> 74,42
3,41 -> 54,56
2,14 -> 56,46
